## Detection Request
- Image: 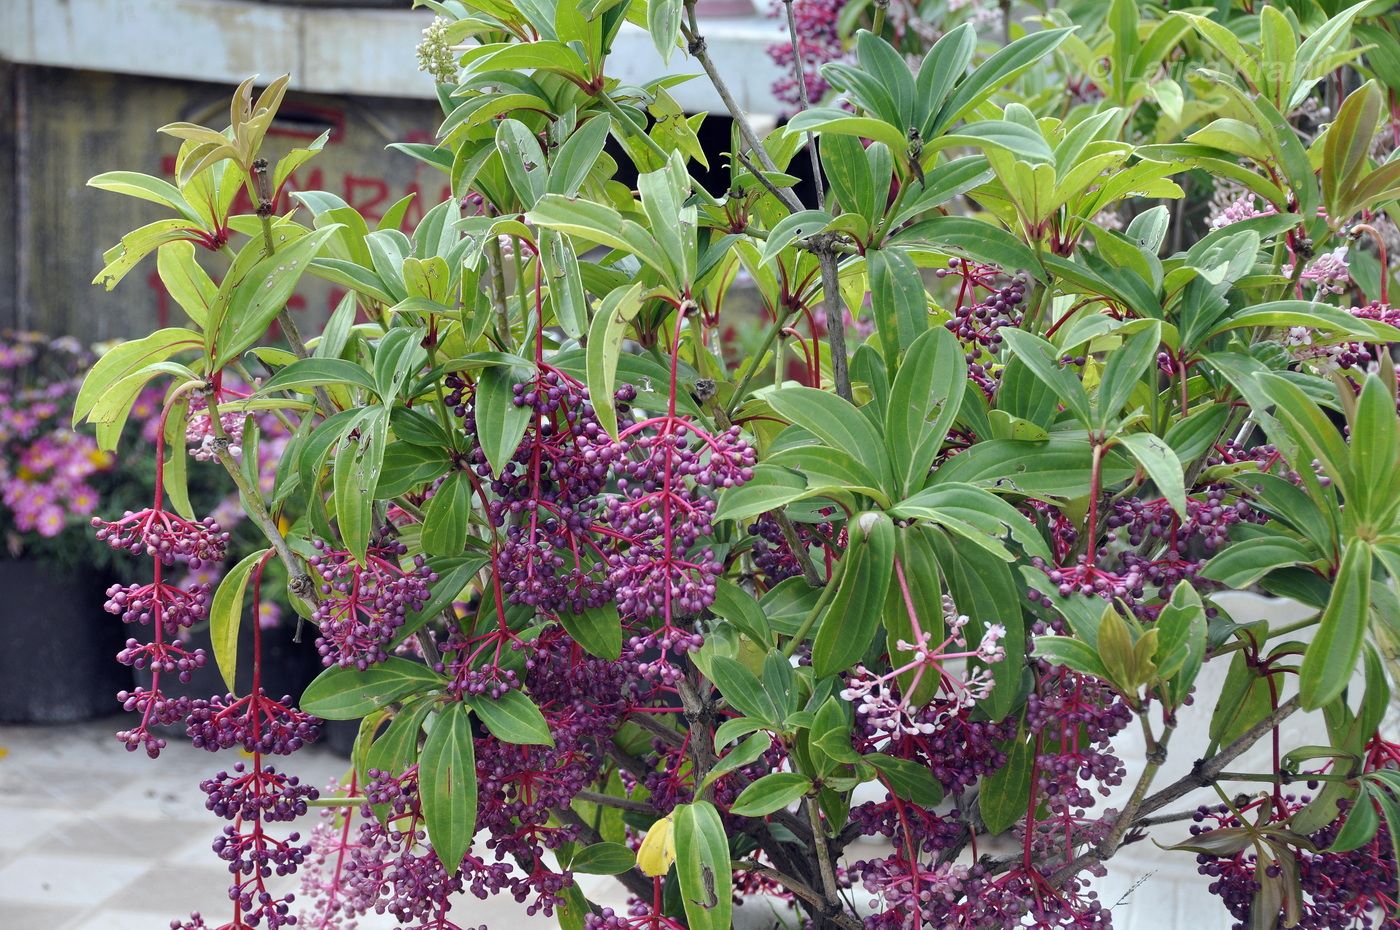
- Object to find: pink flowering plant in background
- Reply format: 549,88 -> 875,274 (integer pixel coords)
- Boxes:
69,0 -> 1400,928
0,333 -> 112,548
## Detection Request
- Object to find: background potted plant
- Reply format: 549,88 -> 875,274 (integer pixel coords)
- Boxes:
0,332 -> 133,722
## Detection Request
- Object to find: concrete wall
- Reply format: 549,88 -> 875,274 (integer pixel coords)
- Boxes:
1,65 -> 446,338
0,0 -> 786,339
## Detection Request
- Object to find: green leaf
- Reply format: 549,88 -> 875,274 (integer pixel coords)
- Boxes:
391,554 -> 491,650
585,282 -> 647,438
496,118 -> 549,209
332,409 -> 387,563
702,732 -> 774,789
377,444 -> 452,499
421,471 -> 472,557
465,689 -> 554,746
558,603 -> 623,660
647,0 -> 682,63
979,732 -> 1033,833
219,225 -> 341,363
713,465 -> 810,524
1350,374 -> 1400,528
475,363 -> 533,476
528,195 -> 669,280
542,231 -> 587,339
364,700 -> 434,822
893,216 -> 1044,283
547,117 -> 610,197
935,27 -> 1074,131
208,549 -> 271,692
260,358 -> 379,397
768,386 -> 891,488
1300,538 -> 1373,710
710,579 -> 772,646
884,529 -> 944,705
74,328 -> 203,428
759,210 -> 833,265
710,655 -> 780,725
301,657 -> 446,719
1115,432 -> 1187,518
569,842 -> 637,875
1201,536 -> 1318,587
1096,322 -> 1160,425
156,241 -> 215,327
729,773 -> 812,817
866,753 -> 944,806
1155,581 -> 1207,706
89,170 -> 197,218
812,512 -> 895,677
1331,786 -> 1380,852
420,702 -> 478,874
1034,635 -> 1110,679
867,248 -> 928,372
672,801 -> 733,930
999,329 -> 1091,425
885,327 -> 965,497
1323,81 -> 1382,218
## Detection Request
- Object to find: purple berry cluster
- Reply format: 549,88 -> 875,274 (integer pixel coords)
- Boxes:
450,367 -> 624,615
309,538 -> 436,670
1194,794 -> 1400,930
185,690 -> 323,755
93,508 -> 230,567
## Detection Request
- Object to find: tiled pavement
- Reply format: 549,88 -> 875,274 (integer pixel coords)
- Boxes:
0,716 -> 1241,930
0,717 -> 589,930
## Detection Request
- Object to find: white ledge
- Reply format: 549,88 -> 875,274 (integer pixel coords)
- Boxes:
0,0 -> 786,115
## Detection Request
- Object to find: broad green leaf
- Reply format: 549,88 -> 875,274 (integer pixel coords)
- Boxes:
1300,538 -> 1373,710
812,512 -> 895,677
885,327 -> 965,497
867,248 -> 928,372
979,731 -> 1033,834
729,773 -> 812,817
1034,636 -> 1110,679
569,842 -> 636,875
1202,534 -> 1320,591
475,363 -> 533,475
1096,322 -> 1160,426
1115,432 -> 1187,518
647,0 -> 682,63
156,241 -> 215,327
701,732 -> 773,789
420,702 -> 478,873
558,603 -> 623,660
421,471 -> 472,557
999,329 -> 1091,425
713,465 -> 810,524
260,358 -> 379,397
710,655 -> 780,725
208,548 -> 272,692
220,225 -> 342,363
301,657 -> 446,719
585,282 -> 646,438
74,328 -> 203,427
866,753 -> 944,807
672,802 -> 733,930
768,386 -> 891,487
466,689 -> 554,746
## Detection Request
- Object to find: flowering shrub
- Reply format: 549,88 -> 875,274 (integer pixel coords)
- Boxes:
0,332 -> 112,550
75,2 -> 1400,929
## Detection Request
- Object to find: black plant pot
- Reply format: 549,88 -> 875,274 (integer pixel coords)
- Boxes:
0,558 -> 129,723
320,719 -> 361,757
